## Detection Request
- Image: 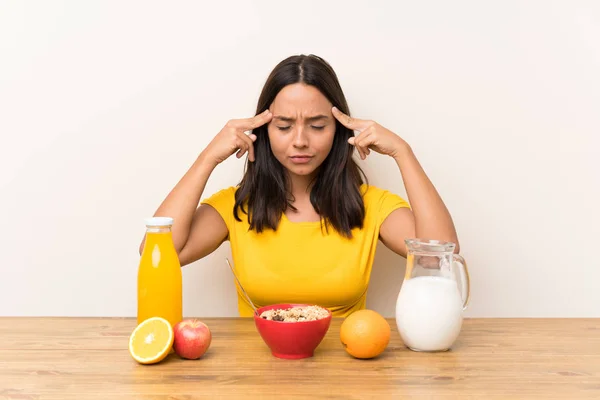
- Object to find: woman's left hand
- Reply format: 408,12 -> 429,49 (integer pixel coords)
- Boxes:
332,106 -> 408,160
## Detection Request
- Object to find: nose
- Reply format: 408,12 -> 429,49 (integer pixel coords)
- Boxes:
292,126 -> 308,148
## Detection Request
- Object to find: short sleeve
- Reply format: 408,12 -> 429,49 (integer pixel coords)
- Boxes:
377,189 -> 411,224
200,186 -> 237,229
362,184 -> 411,226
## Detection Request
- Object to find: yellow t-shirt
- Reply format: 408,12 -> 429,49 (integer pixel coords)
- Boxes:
201,184 -> 410,317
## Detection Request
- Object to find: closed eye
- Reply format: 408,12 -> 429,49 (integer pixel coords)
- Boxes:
277,126 -> 291,131
311,126 -> 326,130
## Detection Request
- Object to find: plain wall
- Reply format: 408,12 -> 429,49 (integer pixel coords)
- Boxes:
1,0 -> 599,317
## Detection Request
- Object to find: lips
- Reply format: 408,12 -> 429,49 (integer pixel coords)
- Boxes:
290,155 -> 313,164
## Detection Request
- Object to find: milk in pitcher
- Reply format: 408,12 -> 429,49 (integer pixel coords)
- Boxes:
396,276 -> 464,351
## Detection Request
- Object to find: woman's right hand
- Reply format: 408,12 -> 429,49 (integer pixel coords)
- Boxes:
202,109 -> 273,165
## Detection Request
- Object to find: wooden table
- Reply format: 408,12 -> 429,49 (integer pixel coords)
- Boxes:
1,318 -> 599,399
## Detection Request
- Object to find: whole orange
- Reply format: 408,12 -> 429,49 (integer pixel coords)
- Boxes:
340,309 -> 391,359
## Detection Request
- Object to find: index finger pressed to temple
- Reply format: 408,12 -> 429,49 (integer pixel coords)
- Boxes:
244,110 -> 273,130
332,106 -> 357,129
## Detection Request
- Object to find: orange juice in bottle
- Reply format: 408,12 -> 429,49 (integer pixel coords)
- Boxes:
137,217 -> 182,327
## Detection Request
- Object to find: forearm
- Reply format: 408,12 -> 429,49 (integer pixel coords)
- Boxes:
143,152 -> 217,253
393,143 -> 460,251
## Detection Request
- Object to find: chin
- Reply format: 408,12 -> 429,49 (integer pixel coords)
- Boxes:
286,164 -> 318,177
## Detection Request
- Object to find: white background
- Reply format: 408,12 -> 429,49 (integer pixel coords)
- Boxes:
1,0 -> 598,318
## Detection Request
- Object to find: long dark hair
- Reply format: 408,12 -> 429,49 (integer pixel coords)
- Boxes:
233,54 -> 367,238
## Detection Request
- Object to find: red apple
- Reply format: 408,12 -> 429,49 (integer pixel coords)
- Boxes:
173,319 -> 212,360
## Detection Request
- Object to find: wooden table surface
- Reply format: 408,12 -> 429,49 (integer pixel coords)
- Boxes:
1,317 -> 599,399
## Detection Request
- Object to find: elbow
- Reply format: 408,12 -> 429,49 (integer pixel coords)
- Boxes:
452,236 -> 460,254
139,236 -> 146,256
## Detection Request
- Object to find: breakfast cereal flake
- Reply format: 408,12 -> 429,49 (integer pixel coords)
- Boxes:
260,305 -> 329,322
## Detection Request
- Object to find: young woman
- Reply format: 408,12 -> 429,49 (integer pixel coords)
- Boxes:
141,54 -> 459,317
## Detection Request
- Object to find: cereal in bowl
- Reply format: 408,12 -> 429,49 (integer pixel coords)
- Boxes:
260,305 -> 329,322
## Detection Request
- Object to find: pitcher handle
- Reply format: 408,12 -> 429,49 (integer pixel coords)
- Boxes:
452,254 -> 471,310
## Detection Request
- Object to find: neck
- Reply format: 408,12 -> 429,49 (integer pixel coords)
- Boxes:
288,172 -> 316,201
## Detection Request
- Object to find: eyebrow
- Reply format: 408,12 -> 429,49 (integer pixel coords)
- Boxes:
273,115 -> 329,123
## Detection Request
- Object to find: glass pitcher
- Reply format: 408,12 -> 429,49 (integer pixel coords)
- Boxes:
395,239 -> 470,352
